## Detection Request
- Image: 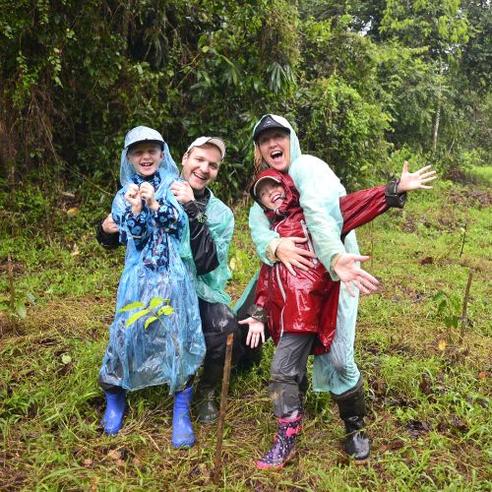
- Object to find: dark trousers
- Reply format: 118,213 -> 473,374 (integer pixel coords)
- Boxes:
270,333 -> 315,418
198,299 -> 242,388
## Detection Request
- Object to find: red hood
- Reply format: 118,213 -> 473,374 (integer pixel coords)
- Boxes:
251,169 -> 300,221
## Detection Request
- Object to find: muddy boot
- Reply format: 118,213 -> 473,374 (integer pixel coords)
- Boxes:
332,379 -> 370,462
172,387 -> 195,448
195,360 -> 223,423
195,387 -> 219,423
256,413 -> 302,470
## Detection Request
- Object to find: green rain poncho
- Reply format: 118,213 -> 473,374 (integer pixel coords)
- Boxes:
247,115 -> 361,394
179,190 -> 234,305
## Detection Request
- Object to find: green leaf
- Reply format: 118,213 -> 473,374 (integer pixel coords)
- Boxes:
61,354 -> 72,364
125,308 -> 150,327
144,316 -> 158,330
148,297 -> 164,310
118,301 -> 145,313
15,301 -> 26,319
157,305 -> 174,317
444,315 -> 459,329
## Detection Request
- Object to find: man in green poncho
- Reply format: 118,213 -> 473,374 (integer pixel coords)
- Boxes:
98,136 -> 258,423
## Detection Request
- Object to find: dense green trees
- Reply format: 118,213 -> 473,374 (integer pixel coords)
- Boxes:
0,0 -> 490,200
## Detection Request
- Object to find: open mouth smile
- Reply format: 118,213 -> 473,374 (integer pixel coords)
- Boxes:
270,150 -> 283,161
192,172 -> 207,181
272,193 -> 285,203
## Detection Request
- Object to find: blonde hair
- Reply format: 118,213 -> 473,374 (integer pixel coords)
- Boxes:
253,144 -> 268,175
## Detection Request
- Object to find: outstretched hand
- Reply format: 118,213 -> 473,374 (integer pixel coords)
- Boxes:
397,161 -> 437,193
238,317 -> 265,348
333,253 -> 379,296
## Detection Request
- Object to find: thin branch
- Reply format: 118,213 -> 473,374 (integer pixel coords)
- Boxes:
212,333 -> 234,483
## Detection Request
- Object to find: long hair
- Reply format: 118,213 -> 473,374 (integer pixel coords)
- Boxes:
246,144 -> 270,194
253,144 -> 268,175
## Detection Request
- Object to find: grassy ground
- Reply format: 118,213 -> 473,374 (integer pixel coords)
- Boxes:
1,173 -> 491,491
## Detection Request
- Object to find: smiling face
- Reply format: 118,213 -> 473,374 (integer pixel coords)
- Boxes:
257,129 -> 291,172
181,143 -> 221,191
127,142 -> 163,177
256,179 -> 286,210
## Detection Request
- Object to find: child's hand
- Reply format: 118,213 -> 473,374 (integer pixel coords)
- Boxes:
125,184 -> 142,214
139,182 -> 158,211
239,317 -> 265,348
397,161 -> 437,192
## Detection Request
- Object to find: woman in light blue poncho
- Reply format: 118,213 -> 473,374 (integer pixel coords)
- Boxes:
246,114 -> 380,465
99,126 -> 205,448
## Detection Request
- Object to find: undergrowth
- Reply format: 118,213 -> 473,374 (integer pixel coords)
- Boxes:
1,175 -> 491,491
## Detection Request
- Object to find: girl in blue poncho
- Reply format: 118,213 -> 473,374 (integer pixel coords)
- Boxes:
99,126 -> 205,448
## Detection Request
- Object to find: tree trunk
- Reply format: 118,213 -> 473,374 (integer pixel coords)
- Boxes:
432,97 -> 441,153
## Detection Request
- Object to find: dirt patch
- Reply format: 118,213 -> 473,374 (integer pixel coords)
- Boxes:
447,188 -> 492,208
406,419 -> 431,438
0,312 -> 25,339
0,258 -> 24,274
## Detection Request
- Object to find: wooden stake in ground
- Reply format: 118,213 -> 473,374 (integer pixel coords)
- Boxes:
212,332 -> 234,483
7,255 -> 15,312
459,223 -> 468,258
459,270 -> 473,343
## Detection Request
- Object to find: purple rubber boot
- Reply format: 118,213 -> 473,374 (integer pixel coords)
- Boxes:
256,413 -> 302,469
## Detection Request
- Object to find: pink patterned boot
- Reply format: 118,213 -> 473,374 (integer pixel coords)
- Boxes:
256,414 -> 303,470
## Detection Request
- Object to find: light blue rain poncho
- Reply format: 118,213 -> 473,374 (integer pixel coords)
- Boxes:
99,126 -> 205,393
246,115 -> 362,395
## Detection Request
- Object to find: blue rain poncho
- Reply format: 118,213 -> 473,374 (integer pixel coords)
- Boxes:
183,191 -> 234,304
99,129 -> 205,393
246,115 -> 360,393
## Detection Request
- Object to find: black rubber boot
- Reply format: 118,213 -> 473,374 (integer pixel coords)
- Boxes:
195,360 -> 223,423
332,378 -> 370,462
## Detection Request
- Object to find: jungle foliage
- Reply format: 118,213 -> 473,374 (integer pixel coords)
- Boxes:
0,0 -> 491,200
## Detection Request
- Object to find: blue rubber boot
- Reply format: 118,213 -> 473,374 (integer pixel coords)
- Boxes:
171,387 -> 195,448
102,388 -> 126,435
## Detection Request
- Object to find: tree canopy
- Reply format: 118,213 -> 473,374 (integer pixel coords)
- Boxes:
1,0 -> 490,200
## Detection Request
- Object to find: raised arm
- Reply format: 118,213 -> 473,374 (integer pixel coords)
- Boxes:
290,156 -> 379,294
